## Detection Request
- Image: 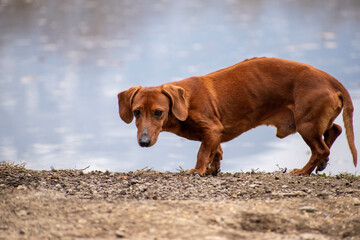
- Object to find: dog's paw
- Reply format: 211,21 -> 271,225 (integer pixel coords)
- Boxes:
205,166 -> 220,176
315,158 -> 329,174
187,168 -> 206,176
289,168 -> 308,176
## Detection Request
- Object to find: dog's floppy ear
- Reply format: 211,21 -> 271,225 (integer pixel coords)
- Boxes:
118,86 -> 141,123
161,84 -> 189,121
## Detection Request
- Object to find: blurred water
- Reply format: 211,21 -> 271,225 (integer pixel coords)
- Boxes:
0,0 -> 359,174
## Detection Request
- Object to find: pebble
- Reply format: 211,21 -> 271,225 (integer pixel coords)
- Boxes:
78,219 -> 87,224
300,206 -> 317,213
353,198 -> 360,206
16,185 -> 27,191
66,189 -> 75,195
272,191 -> 307,197
299,233 -> 331,240
317,190 -> 331,197
17,209 -> 28,217
115,228 -> 126,238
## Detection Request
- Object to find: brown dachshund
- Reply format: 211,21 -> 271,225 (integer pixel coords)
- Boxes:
118,57 -> 357,176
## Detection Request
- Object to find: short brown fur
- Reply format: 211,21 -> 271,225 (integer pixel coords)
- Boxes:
118,57 -> 357,176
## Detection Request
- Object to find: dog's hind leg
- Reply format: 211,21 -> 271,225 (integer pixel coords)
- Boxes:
290,89 -> 343,175
324,124 -> 342,148
315,93 -> 342,173
290,122 -> 330,175
316,124 -> 342,173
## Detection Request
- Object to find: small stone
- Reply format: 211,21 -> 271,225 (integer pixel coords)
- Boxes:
317,190 -> 331,197
299,233 -> 331,240
78,218 -> 87,224
130,179 -> 139,185
353,198 -> 360,206
115,228 -> 126,238
66,189 -> 75,195
0,226 -> 9,230
300,206 -> 317,213
16,185 -> 27,191
344,189 -> 355,194
17,210 -> 28,217
341,230 -> 351,238
272,191 -> 306,197
138,185 -> 148,192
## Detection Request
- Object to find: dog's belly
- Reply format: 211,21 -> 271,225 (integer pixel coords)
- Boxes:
220,105 -> 296,142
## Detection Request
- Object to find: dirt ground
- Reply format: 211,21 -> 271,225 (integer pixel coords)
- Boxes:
1,163 -> 360,240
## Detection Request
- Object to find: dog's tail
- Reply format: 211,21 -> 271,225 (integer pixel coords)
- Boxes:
340,88 -> 357,167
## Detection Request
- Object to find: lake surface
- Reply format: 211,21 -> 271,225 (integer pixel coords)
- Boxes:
1,0 -> 359,175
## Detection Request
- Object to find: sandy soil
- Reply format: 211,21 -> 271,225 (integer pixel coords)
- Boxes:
1,163 -> 359,240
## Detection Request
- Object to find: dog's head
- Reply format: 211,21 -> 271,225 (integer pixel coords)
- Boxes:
118,84 -> 188,147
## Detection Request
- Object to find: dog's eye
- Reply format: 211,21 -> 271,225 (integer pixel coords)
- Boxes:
133,109 -> 141,118
154,110 -> 163,118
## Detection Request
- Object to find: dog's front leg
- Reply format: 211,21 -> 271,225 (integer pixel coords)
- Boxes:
188,131 -> 222,176
205,144 -> 223,175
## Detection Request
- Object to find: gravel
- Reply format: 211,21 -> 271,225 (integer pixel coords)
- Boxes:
1,163 -> 360,239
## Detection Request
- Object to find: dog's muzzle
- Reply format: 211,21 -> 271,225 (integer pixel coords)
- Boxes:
139,128 -> 151,147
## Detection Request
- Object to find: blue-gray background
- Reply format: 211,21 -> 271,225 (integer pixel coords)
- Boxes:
1,0 -> 359,174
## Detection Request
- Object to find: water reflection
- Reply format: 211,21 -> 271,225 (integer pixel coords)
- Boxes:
0,0 -> 359,175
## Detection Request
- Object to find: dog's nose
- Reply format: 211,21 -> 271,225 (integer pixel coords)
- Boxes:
139,129 -> 151,147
